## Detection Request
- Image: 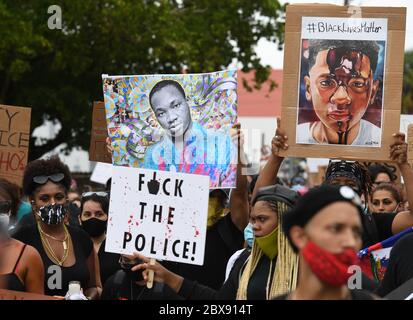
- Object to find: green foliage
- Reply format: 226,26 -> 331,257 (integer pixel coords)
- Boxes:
0,0 -> 285,159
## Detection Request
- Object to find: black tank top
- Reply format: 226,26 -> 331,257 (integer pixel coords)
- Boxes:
13,224 -> 93,296
0,244 -> 26,292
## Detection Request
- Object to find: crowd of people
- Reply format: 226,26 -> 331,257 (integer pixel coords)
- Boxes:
1,120 -> 413,301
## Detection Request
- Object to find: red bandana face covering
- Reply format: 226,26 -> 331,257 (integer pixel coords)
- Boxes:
302,241 -> 358,287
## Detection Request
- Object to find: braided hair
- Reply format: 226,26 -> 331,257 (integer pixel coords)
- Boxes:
237,186 -> 300,299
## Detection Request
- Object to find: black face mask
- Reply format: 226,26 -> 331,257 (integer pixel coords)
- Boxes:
81,218 -> 107,237
120,262 -> 144,282
37,204 -> 66,225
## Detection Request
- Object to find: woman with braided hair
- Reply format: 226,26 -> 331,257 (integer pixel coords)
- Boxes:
129,184 -> 300,300
233,185 -> 300,299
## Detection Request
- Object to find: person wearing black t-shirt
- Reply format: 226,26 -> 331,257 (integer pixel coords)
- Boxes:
377,233 -> 413,297
101,255 -> 182,300
78,192 -> 120,285
12,156 -> 102,298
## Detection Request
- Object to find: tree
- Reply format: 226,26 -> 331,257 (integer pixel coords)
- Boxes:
0,0 -> 286,160
402,50 -> 413,114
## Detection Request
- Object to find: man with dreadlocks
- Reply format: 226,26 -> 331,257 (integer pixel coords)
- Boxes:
130,184 -> 300,300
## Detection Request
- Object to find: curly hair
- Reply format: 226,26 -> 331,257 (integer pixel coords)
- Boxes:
22,156 -> 72,197
368,164 -> 397,183
0,178 -> 20,218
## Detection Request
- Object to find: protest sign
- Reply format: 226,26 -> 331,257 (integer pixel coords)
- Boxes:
279,4 -> 406,161
105,166 -> 209,265
0,289 -> 58,300
102,70 -> 238,188
307,164 -> 327,187
0,104 -> 31,186
407,124 -> 413,163
89,101 -> 111,163
90,162 -> 113,185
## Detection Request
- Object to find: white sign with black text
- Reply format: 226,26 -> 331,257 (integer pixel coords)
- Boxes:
105,166 -> 209,265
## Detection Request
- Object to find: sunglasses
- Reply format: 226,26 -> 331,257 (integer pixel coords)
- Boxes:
32,173 -> 65,185
82,191 -> 109,198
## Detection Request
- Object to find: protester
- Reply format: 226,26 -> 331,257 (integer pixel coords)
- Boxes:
105,124 -> 248,290
290,176 -> 308,195
16,195 -> 81,229
12,156 -> 102,298
101,254 -> 182,300
266,120 -> 380,292
16,200 -> 33,223
224,222 -> 254,282
369,183 -> 403,214
0,178 -> 45,294
292,130 -> 413,248
79,191 -> 120,285
279,185 -> 378,300
368,164 -> 397,187
377,232 -> 413,297
131,184 -> 300,300
162,187 -> 246,291
68,190 -> 81,209
0,178 -> 20,230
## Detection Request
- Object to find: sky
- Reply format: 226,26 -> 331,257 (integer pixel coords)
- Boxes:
256,0 -> 413,69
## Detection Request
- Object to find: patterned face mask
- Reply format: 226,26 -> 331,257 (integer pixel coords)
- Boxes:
37,204 -> 66,225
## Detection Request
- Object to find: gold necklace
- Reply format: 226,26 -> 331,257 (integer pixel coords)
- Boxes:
41,229 -> 70,266
38,223 -> 69,249
37,223 -> 70,266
